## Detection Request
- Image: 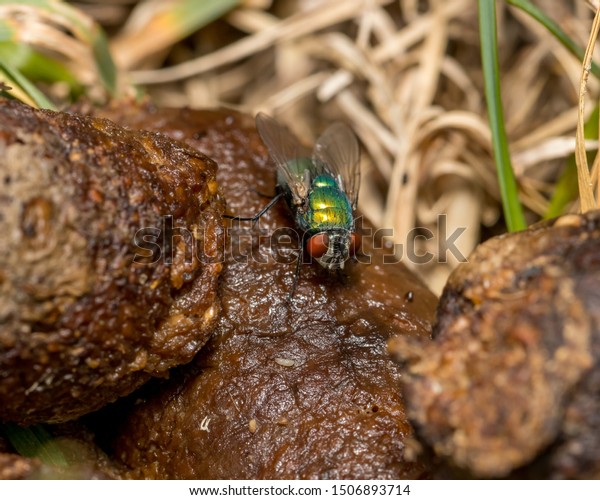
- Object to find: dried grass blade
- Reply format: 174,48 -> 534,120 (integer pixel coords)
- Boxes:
546,106 -> 599,218
575,5 -> 600,212
508,0 -> 600,79
131,0 -> 393,84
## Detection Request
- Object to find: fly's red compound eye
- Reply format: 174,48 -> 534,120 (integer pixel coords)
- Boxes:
307,233 -> 329,259
350,232 -> 361,256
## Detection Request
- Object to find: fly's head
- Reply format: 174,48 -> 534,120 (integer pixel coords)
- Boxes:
306,229 -> 361,271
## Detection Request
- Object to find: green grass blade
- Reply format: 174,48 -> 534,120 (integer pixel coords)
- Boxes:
478,0 -> 527,232
32,0 -> 117,94
0,60 -> 56,109
0,42 -> 80,87
0,0 -> 117,96
169,0 -> 240,37
545,105 -> 600,218
544,160 -> 579,219
0,17 -> 15,42
91,29 -> 117,95
508,0 -> 600,80
115,0 -> 241,66
2,424 -> 68,468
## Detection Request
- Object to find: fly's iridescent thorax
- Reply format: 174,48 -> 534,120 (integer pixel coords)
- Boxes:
298,173 -> 354,271
254,113 -> 361,276
305,174 -> 353,232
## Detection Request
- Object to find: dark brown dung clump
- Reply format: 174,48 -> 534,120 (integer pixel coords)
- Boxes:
0,99 -> 224,425
96,105 -> 438,479
389,211 -> 600,478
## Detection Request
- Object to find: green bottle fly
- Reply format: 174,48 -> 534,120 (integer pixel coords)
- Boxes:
256,113 -> 361,272
229,113 -> 361,294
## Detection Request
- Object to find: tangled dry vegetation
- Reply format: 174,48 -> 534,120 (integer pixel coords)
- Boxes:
61,1 -> 600,292
3,1 -> 600,480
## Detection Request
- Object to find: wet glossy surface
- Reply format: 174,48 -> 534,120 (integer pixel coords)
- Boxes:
98,105 -> 438,479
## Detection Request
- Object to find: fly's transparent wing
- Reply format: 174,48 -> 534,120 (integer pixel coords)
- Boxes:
255,112 -> 314,205
312,122 -> 361,208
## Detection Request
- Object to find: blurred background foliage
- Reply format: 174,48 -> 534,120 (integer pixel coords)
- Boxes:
0,0 -> 598,293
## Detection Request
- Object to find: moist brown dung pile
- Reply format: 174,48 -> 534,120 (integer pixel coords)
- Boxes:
0,99 -> 224,425
390,211 -> 600,478
92,104 -> 439,479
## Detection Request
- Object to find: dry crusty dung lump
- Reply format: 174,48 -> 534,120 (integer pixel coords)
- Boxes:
390,211 -> 600,478
92,105 -> 439,479
0,99 -> 224,425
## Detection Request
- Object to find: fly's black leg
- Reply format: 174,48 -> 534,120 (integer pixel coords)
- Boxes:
224,192 -> 284,224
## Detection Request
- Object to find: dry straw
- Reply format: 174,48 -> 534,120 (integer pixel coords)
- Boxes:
575,2 -> 600,211
74,0 -> 597,293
